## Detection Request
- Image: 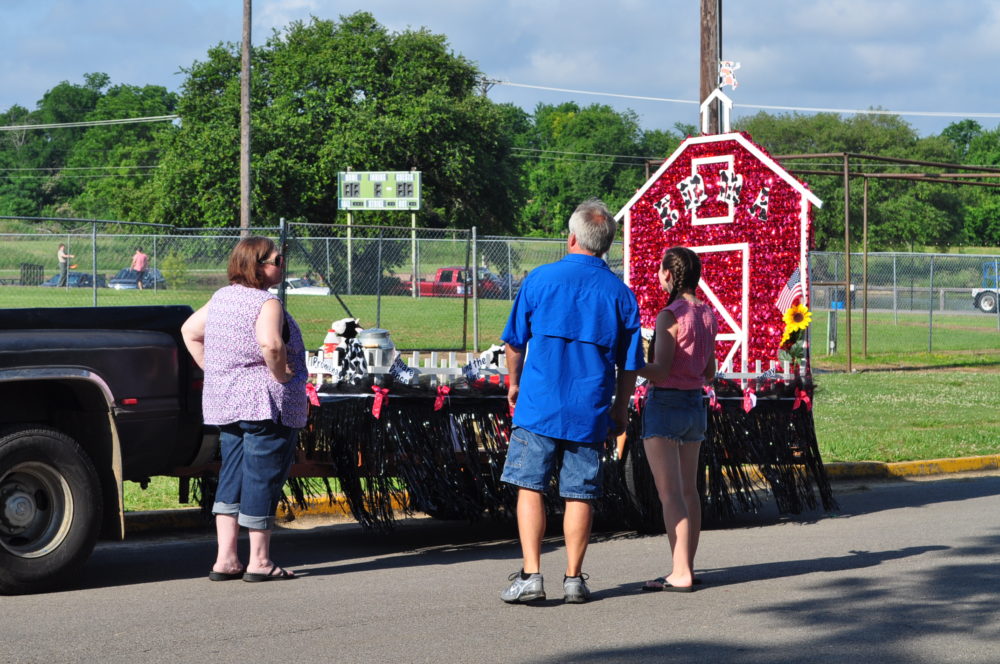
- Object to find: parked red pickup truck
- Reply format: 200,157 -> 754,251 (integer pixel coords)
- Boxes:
402,267 -> 505,298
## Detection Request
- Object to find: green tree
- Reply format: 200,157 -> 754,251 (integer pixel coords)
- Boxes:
66,84 -> 178,221
514,102 -> 677,234
148,12 -> 523,232
960,125 -> 1000,246
736,111 -> 963,250
0,74 -> 108,218
941,119 -> 983,160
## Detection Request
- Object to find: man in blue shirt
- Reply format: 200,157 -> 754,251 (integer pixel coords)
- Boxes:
500,198 -> 644,604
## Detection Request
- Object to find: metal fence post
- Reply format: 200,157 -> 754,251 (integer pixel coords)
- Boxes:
507,241 -> 513,302
346,212 -> 353,295
928,254 -> 934,352
325,237 -> 330,287
278,218 -> 288,304
411,213 -> 417,299
152,235 -> 158,293
892,254 -> 898,325
91,222 -> 97,307
993,255 -> 1000,331
471,226 -> 479,352
376,230 -> 383,329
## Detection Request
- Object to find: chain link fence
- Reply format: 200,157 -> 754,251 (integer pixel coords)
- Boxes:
2,217 -> 994,358
810,251 -> 1000,358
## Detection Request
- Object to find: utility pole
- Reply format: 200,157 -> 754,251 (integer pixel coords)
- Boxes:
477,76 -> 499,96
699,0 -> 721,134
240,0 -> 252,231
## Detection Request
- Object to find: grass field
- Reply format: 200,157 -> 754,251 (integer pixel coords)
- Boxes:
810,310 -> 1000,370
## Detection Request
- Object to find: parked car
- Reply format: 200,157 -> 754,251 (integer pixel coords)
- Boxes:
40,272 -> 107,288
477,267 -> 519,299
972,262 -> 999,313
401,267 -> 504,298
108,268 -> 167,290
268,278 -> 330,296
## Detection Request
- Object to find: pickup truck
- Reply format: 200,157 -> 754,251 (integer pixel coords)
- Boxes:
972,261 -> 999,313
0,306 -> 217,594
402,266 -> 505,299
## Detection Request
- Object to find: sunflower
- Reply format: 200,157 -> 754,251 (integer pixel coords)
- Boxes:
782,303 -> 812,333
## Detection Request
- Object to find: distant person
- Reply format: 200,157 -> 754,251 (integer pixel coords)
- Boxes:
499,198 -> 644,604
181,237 -> 307,582
131,247 -> 149,290
638,247 -> 718,593
56,243 -> 74,287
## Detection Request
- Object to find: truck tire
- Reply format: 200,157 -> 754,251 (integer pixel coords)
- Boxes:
0,427 -> 102,595
976,291 -> 998,314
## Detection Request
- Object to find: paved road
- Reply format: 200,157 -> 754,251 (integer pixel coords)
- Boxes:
3,474 -> 999,664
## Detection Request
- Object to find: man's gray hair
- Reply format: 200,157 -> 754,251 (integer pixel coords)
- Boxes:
568,198 -> 617,256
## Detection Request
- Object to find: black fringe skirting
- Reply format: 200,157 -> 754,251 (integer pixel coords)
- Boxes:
255,383 -> 838,531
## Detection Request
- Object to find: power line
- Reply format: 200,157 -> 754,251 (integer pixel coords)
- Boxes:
0,115 -> 178,132
501,82 -> 699,106
0,165 -> 159,172
497,81 -> 1000,121
510,153 -> 644,167
511,147 -> 649,162
4,173 -> 154,180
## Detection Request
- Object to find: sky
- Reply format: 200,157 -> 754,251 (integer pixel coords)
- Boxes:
3,0 -> 1000,141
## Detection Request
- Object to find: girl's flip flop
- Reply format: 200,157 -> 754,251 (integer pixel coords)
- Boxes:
641,577 -> 695,592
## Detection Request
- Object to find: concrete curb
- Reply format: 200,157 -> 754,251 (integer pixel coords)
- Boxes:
124,455 -> 1000,534
824,454 -> 1000,479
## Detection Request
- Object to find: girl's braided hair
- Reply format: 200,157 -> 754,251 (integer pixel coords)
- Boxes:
661,246 -> 702,305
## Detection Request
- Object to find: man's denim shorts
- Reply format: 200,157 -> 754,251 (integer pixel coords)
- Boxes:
500,426 -> 603,500
641,387 -> 708,444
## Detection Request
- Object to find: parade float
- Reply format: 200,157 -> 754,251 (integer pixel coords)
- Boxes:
273,89 -> 836,531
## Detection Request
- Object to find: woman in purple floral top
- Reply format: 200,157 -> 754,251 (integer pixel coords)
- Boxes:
182,236 -> 307,582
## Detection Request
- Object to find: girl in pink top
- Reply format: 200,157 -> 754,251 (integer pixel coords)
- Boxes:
637,246 -> 717,593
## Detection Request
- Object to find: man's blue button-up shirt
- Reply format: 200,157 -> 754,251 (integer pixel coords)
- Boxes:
502,253 -> 645,443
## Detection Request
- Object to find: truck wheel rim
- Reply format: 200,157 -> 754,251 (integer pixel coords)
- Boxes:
0,462 -> 74,558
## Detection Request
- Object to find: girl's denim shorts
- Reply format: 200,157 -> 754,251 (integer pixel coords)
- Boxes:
641,387 -> 708,444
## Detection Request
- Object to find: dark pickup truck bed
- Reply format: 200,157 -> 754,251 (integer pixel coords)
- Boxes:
0,306 -> 216,595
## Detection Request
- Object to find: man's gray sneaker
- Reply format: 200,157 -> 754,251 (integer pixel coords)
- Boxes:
563,573 -> 591,604
501,571 -> 545,603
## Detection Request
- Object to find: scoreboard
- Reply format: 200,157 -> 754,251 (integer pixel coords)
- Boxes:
337,171 -> 421,210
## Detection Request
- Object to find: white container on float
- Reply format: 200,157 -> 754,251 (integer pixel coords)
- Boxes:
322,329 -> 339,355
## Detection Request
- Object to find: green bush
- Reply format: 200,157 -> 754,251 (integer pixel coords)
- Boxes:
159,251 -> 189,289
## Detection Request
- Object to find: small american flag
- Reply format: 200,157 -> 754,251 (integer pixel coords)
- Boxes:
776,267 -> 804,312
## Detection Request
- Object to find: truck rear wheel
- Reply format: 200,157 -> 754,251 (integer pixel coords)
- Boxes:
0,427 -> 102,595
976,291 -> 998,313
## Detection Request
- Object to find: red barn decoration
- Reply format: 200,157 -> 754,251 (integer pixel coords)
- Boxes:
614,121 -> 838,524
617,131 -> 822,378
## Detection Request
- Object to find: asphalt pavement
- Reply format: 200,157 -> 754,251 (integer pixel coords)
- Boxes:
3,469 -> 1000,664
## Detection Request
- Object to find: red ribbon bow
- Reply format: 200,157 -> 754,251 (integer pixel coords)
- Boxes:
793,387 -> 813,411
742,385 -> 757,413
703,385 -> 722,412
305,382 -> 320,407
633,384 -> 648,413
371,386 -> 390,419
434,385 -> 451,411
